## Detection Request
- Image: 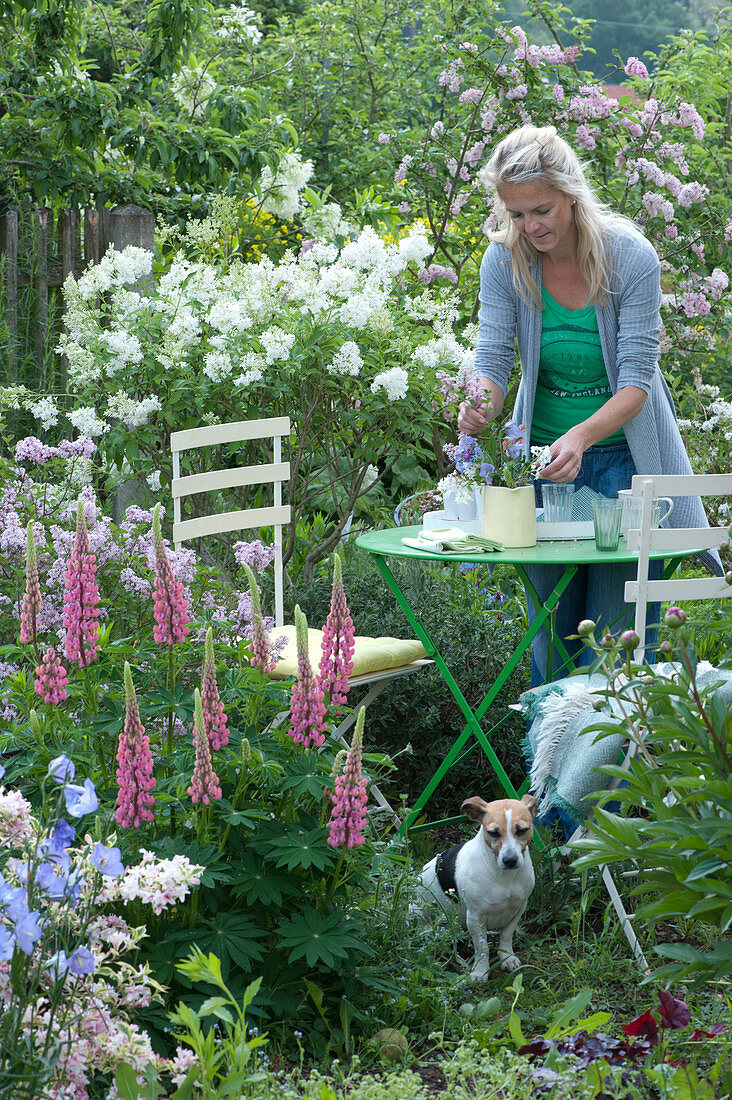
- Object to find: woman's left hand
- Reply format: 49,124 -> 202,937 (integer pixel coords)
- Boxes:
539,428 -> 587,483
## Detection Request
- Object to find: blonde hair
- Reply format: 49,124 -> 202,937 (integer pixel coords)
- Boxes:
480,124 -> 637,308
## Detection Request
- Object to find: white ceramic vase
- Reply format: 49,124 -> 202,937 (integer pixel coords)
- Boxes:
480,485 -> 536,547
442,488 -> 478,523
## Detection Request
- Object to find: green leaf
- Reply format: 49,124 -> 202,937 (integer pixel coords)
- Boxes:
508,1011 -> 526,1048
269,827 -> 335,872
544,989 -> 594,1038
276,908 -> 369,968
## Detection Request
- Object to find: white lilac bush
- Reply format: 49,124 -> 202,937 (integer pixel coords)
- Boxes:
0,756 -> 203,1098
2,221 -> 473,572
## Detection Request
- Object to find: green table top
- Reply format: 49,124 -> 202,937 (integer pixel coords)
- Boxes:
355,525 -> 668,566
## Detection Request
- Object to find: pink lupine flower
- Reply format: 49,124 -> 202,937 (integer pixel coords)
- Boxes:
116,662 -> 156,828
188,688 -> 222,805
151,502 -> 189,646
328,707 -> 368,849
201,627 -> 229,750
242,562 -> 274,673
34,646 -> 68,705
63,498 -> 101,667
20,521 -> 42,646
318,553 -> 355,707
288,606 -> 327,748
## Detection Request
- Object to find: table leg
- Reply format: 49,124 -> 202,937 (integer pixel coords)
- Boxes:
369,554 -> 577,834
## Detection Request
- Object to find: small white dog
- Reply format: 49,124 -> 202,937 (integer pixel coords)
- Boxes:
415,794 -> 538,980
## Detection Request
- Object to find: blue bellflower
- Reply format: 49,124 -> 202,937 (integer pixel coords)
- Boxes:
63,778 -> 98,818
91,843 -> 125,877
48,755 -> 75,783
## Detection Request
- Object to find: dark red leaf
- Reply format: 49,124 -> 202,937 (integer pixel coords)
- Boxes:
622,1010 -> 659,1046
689,1022 -> 729,1041
658,990 -> 691,1030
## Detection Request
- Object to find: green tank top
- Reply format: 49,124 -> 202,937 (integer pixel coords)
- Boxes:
530,285 -> 625,447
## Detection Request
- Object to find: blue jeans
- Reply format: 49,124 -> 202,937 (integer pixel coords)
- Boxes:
526,442 -> 661,686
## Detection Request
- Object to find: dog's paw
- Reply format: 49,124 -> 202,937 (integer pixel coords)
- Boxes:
498,954 -> 521,972
469,961 -> 490,982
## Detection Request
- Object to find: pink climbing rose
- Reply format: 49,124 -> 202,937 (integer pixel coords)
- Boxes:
34,646 -> 68,705
116,662 -> 156,828
151,502 -> 189,646
289,605 -> 327,749
63,499 -> 100,667
327,707 -> 368,849
201,627 -> 229,750
318,552 -> 355,706
188,687 -> 222,805
20,522 -> 42,647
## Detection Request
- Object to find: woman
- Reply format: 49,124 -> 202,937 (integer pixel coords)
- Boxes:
458,124 -> 714,682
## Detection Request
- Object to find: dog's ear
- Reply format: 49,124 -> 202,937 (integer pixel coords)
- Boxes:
461,796 -> 489,821
520,794 -> 538,819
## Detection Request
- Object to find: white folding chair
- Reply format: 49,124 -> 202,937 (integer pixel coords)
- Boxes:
170,417 -> 430,824
624,472 -> 732,660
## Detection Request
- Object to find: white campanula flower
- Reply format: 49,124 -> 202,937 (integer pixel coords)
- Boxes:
146,470 -> 162,492
206,298 -> 252,333
327,341 -> 363,376
371,366 -> 409,401
67,406 -> 108,438
234,352 -> 266,388
30,396 -> 59,430
414,333 -> 466,369
214,2 -> 262,44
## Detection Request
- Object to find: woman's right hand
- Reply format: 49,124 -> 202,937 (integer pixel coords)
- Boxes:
458,400 -> 489,436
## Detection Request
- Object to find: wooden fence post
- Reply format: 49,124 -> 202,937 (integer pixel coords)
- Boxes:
0,211 -> 19,381
103,204 -> 155,291
34,208 -> 50,382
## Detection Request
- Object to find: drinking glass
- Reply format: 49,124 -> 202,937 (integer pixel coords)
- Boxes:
592,499 -> 623,551
541,482 -> 575,522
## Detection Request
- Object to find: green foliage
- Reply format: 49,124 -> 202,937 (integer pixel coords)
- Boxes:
0,0 -> 293,209
571,624 -> 732,986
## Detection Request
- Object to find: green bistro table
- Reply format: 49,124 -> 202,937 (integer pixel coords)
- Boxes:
355,524 -> 671,835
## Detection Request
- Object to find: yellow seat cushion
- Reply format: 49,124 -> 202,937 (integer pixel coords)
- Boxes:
267,626 -> 427,680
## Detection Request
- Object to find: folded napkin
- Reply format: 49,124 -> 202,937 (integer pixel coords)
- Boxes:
401,527 -> 503,554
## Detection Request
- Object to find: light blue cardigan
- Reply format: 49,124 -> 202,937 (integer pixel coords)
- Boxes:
474,222 -> 718,564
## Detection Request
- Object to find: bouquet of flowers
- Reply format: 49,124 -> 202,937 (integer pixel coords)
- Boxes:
440,420 -> 551,499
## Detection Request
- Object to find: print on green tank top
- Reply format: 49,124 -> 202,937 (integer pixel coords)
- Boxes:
530,286 -> 625,447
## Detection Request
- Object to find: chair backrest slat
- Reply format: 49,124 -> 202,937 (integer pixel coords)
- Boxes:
170,417 -> 291,628
628,474 -> 731,659
172,462 -> 290,499
171,417 -> 291,452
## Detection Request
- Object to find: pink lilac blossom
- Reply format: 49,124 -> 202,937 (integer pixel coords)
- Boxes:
418,264 -> 458,286
505,84 -> 528,101
705,269 -> 729,299
677,181 -> 709,207
116,662 -> 156,828
551,83 -> 564,104
63,499 -> 101,667
464,140 -> 485,167
242,562 -> 275,673
576,124 -> 596,150
57,436 -> 97,460
15,437 -> 60,465
288,605 -> 327,748
681,290 -> 712,317
674,101 -> 705,139
233,538 -> 277,573
438,59 -> 463,93
377,133 -> 390,144
318,553 -> 355,707
151,502 -> 190,646
20,521 -> 42,646
459,87 -> 483,105
327,707 -> 368,849
624,57 -> 649,79
34,646 -> 68,705
200,627 -> 230,750
642,192 -> 674,221
188,688 -> 222,805
394,155 -> 413,185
